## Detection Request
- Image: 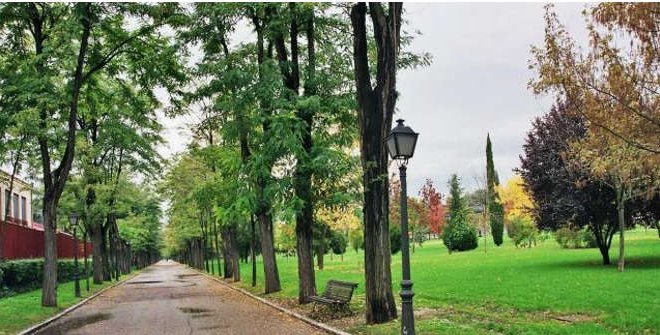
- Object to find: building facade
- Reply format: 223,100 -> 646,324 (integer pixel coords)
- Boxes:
0,170 -> 33,228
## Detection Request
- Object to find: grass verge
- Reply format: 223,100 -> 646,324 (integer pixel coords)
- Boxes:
0,273 -> 134,335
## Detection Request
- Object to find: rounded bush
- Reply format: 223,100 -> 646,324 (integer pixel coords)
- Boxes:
555,227 -> 597,249
443,223 -> 478,252
329,231 -> 347,255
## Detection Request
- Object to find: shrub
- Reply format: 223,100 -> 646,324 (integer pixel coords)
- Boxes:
555,227 -> 597,249
442,222 -> 478,252
508,216 -> 538,248
390,224 -> 402,254
0,259 -> 84,297
329,231 -> 347,255
579,229 -> 598,248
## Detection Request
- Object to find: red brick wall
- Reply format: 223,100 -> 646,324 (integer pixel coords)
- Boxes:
1,221 -> 91,260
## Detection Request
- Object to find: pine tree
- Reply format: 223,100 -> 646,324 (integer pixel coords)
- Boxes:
443,174 -> 478,252
486,134 -> 504,246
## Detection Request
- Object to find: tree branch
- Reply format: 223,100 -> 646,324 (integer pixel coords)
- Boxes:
82,23 -> 159,82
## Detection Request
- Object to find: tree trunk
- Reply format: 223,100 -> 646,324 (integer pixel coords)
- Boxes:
41,201 -> 58,306
599,243 -> 611,265
84,230 -> 90,291
212,214 -> 222,277
316,245 -> 324,270
250,215 -> 257,287
296,213 -> 316,301
231,226 -> 240,282
223,235 -> 233,279
616,186 -> 626,272
350,2 -> 401,323
90,225 -> 104,284
258,210 -> 280,293
293,5 -> 318,305
222,228 -> 239,279
222,225 -> 240,282
590,222 -> 615,265
101,224 -> 111,281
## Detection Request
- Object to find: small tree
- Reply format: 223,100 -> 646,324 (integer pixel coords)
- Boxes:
419,178 -> 445,236
443,174 -> 478,252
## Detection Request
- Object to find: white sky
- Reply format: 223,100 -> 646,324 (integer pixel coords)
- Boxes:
157,2 -> 590,197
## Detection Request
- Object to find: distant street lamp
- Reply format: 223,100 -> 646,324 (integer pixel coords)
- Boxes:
69,212 -> 81,298
385,119 -> 419,335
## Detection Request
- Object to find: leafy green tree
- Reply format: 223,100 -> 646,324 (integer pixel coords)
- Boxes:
183,3 -> 294,294
0,2 -> 184,306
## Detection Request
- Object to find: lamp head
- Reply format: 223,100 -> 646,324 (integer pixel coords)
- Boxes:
385,119 -> 419,161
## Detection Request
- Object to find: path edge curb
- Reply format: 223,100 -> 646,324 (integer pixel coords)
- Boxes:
18,269 -> 144,335
195,269 -> 353,335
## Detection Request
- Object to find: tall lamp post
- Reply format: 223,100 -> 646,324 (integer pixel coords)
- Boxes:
69,212 -> 81,298
385,119 -> 419,335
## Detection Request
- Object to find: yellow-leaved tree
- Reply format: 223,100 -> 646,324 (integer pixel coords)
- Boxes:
497,174 -> 535,222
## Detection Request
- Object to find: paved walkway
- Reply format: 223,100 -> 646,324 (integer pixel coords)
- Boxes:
35,261 -> 325,335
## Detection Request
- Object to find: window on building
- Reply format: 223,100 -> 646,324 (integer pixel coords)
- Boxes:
13,193 -> 19,220
21,196 -> 27,222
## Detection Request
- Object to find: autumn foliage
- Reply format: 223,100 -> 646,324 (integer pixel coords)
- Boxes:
419,179 -> 445,234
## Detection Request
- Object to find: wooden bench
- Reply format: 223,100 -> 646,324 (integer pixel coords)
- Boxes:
310,280 -> 358,316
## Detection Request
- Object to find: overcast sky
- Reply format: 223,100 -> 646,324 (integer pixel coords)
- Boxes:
157,2 -> 590,197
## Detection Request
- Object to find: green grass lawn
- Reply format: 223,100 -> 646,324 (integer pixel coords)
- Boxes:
0,274 -> 133,335
226,229 -> 659,334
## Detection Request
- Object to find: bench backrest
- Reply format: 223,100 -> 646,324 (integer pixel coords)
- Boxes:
322,280 -> 358,303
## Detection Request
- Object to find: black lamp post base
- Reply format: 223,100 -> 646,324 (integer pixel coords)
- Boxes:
401,280 -> 415,335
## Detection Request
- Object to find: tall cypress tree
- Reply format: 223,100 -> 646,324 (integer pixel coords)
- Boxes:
486,134 -> 504,245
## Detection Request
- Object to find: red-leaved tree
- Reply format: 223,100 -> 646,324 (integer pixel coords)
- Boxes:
419,179 -> 445,234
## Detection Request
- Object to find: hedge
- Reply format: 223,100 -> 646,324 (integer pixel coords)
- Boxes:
0,259 -> 88,298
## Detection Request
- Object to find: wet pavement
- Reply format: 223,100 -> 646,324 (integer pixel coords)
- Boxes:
34,261 -> 325,335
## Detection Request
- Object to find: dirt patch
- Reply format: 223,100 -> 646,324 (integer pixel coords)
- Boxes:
255,294 -> 363,330
408,304 -> 599,326
545,312 -> 597,323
